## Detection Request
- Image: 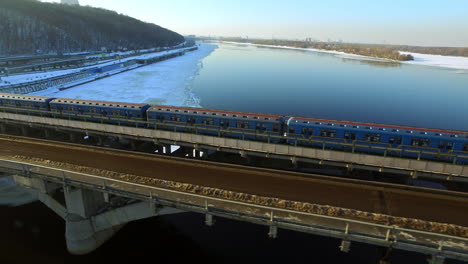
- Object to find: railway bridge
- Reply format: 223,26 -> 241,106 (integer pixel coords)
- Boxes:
0,111 -> 468,263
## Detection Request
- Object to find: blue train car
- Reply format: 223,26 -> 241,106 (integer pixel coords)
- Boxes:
0,93 -> 55,113
288,116 -> 468,164
49,98 -> 150,126
146,105 -> 281,140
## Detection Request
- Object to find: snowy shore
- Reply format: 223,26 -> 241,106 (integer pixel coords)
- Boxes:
30,44 -> 218,106
223,41 -> 468,71
398,51 -> 468,70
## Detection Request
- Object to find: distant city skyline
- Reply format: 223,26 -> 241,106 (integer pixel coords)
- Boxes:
40,0 -> 468,47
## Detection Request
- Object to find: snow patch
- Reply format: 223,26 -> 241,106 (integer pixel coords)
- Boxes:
29,44 -> 218,107
399,51 -> 468,70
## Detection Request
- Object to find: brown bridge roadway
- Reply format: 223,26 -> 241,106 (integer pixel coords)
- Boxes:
1,135 -> 467,227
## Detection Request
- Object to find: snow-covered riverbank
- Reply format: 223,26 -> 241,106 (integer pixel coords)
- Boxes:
398,51 -> 468,70
222,41 -> 468,71
30,44 -> 218,106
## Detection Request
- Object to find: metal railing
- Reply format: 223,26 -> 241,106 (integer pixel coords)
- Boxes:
1,158 -> 467,261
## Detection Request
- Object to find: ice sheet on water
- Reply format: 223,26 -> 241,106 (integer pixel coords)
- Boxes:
399,51 -> 468,70
29,44 -> 218,107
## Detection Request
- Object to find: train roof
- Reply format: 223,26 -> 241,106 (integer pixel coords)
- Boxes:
294,116 -> 467,136
0,93 -> 53,102
51,98 -> 148,109
148,105 -> 281,121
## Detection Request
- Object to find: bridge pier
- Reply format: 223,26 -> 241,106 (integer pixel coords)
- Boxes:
11,174 -> 184,255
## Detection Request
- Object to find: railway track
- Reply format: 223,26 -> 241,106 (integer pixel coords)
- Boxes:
0,134 -> 467,227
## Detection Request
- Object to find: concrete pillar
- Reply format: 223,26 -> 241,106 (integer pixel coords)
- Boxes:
20,126 -> 28,136
64,188 -> 106,219
44,129 -> 50,139
0,124 -> 6,134
69,133 -> 76,142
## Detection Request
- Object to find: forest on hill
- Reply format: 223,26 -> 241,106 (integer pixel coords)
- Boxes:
0,0 -> 185,55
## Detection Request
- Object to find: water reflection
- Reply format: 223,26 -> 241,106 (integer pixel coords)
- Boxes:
192,43 -> 468,130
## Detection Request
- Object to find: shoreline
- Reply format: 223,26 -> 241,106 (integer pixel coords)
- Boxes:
220,41 -> 468,71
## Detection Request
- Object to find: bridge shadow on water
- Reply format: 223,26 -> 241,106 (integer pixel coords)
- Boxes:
0,202 -> 464,264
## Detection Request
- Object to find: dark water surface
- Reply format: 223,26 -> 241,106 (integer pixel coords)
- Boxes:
1,202 -> 454,264
193,43 -> 468,131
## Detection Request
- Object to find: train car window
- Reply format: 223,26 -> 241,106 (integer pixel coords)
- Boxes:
256,123 -> 267,131
438,141 -> 453,150
389,136 -> 402,144
236,121 -> 249,129
212,113 -> 217,116
222,114 -> 227,117
320,129 -> 336,138
255,123 -> 266,131
463,143 -> 468,151
344,132 -> 356,140
201,118 -> 214,125
220,121 -> 229,128
170,115 -> 181,122
156,114 -> 165,121
254,116 -> 259,120
186,117 -> 196,124
364,133 -> 381,142
184,110 -> 189,113
411,138 -> 430,147
302,128 -> 313,136
264,118 -> 269,120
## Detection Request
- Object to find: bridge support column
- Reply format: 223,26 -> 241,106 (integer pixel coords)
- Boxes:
428,255 -> 445,264
63,187 -> 183,255
20,126 -> 28,137
12,174 -> 184,255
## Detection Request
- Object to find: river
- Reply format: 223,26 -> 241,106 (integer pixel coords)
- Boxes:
192,42 -> 468,131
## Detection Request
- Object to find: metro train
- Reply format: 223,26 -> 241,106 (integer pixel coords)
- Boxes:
1,93 -> 467,164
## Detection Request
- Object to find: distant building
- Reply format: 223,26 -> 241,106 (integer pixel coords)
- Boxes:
61,0 -> 80,5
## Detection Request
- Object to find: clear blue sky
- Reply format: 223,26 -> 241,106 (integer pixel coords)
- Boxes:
41,0 -> 468,46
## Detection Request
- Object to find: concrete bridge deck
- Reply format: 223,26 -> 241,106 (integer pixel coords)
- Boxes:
0,135 -> 467,262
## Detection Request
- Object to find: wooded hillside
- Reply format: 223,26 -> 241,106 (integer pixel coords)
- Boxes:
0,0 -> 185,55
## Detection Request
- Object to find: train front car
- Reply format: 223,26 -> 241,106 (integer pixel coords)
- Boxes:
49,98 -> 150,126
0,93 -> 55,115
147,105 -> 282,141
288,116 -> 468,165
